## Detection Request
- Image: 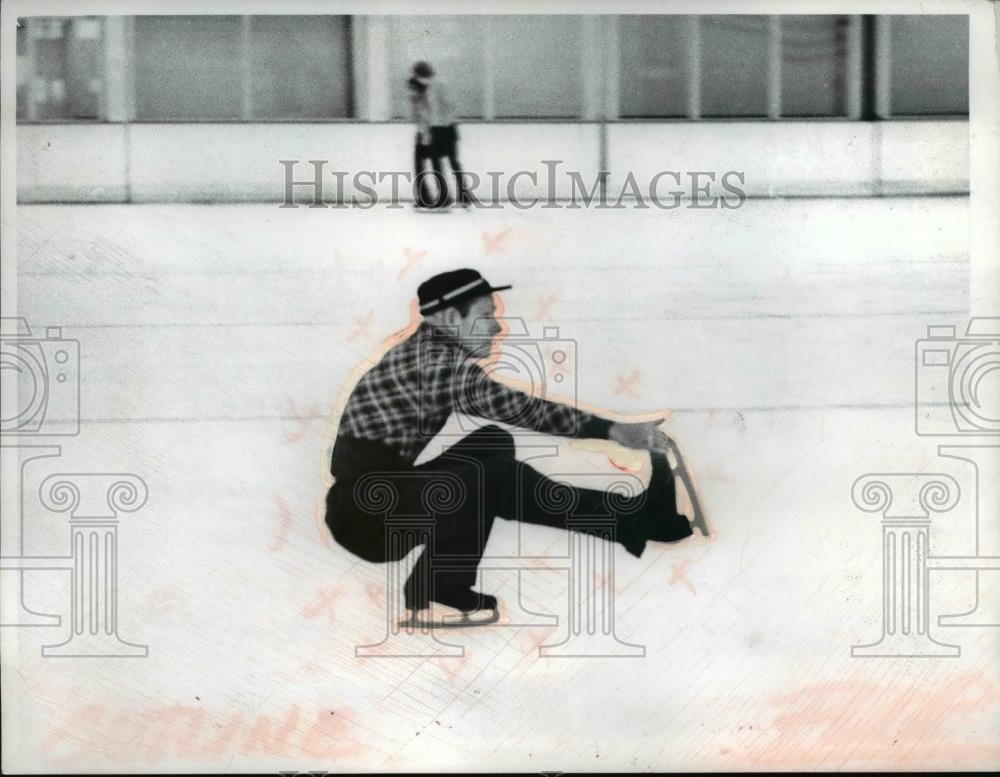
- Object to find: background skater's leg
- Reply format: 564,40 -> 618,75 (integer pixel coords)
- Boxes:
429,154 -> 449,207
426,126 -> 451,207
413,136 -> 434,207
444,126 -> 470,207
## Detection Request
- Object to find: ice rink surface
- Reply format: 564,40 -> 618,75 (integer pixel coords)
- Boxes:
5,196 -> 999,771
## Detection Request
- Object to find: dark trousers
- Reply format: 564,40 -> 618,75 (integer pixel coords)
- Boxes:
413,125 -> 468,207
325,426 -> 691,610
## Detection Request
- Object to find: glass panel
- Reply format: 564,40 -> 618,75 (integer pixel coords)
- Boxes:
619,15 -> 692,118
491,15 -> 582,118
250,16 -> 352,119
388,16 -> 484,120
65,18 -> 104,119
19,17 -> 104,121
890,15 -> 968,116
700,15 -> 769,117
135,16 -> 243,120
780,15 -> 849,117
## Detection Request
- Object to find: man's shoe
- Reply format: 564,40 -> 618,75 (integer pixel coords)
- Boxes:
645,452 -> 694,543
435,587 -> 496,614
404,586 -> 497,615
647,512 -> 694,543
619,518 -> 647,559
621,532 -> 647,559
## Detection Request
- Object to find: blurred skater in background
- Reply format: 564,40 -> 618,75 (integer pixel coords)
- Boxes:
408,61 -> 470,210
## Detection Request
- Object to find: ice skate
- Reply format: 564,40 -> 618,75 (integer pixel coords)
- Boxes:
662,437 -> 713,539
399,589 -> 500,629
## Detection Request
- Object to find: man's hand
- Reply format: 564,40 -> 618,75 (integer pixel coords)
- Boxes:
608,421 -> 672,453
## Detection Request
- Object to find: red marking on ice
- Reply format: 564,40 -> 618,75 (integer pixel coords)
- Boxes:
301,585 -> 349,624
346,310 -> 374,342
270,495 -> 293,552
669,558 -> 697,595
516,624 -> 558,654
283,398 -> 321,444
398,247 -> 427,280
535,290 -> 561,319
364,582 -> 383,608
482,228 -> 513,254
39,701 -> 365,765
432,654 -> 471,682
724,672 -> 1000,769
614,369 -> 642,399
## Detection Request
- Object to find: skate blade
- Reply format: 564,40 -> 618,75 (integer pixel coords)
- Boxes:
399,604 -> 500,629
689,508 -> 714,539
665,441 -> 715,540
680,478 -> 713,539
675,471 -> 712,538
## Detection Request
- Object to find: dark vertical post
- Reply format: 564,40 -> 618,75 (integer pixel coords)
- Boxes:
860,15 -> 877,120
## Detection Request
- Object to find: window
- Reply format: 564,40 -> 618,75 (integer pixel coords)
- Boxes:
618,14 -> 853,119
135,16 -> 244,120
388,15 -> 584,119
701,15 -> 770,117
781,15 -> 849,117
17,17 -> 105,121
388,16 -> 485,120
249,16 -> 352,119
491,15 -> 583,118
135,15 -> 353,121
889,15 -> 968,116
618,15 -> 693,118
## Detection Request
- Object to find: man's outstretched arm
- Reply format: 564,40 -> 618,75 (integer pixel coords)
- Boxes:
455,363 -> 666,452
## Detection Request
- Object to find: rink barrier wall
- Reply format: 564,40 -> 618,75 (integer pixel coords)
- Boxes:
15,120 -> 969,203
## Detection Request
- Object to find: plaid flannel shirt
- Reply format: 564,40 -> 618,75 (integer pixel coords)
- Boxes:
334,321 -> 613,467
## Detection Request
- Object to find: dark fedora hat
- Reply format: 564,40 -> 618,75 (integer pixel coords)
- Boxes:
417,269 -> 511,315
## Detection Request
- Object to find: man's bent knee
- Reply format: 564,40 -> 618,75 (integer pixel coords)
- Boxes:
469,424 -> 515,451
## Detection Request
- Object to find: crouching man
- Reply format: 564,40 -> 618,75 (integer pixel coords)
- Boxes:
325,269 -> 702,626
